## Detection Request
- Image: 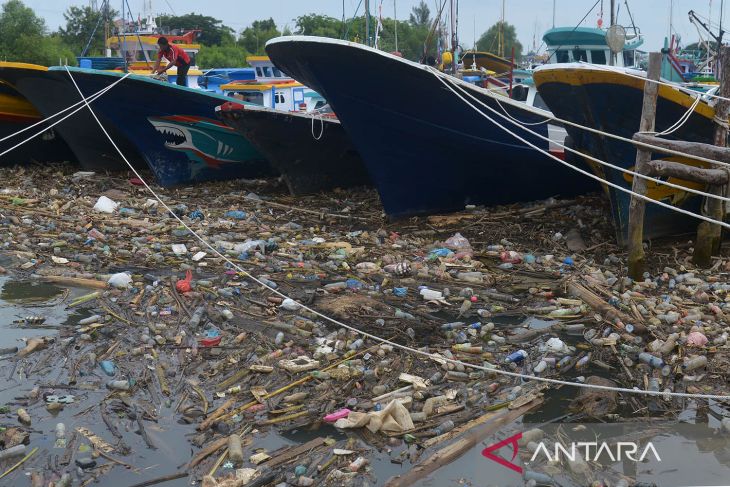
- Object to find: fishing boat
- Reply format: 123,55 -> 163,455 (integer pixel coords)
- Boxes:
460,51 -> 514,76
0,61 -> 142,171
0,69 -> 74,166
217,102 -> 370,195
198,68 -> 255,94
265,36 -> 592,218
533,63 -> 715,244
46,66 -> 273,186
220,56 -> 326,111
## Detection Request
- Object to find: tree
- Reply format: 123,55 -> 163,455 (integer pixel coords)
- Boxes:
294,14 -> 342,38
59,4 -> 118,55
0,0 -> 75,66
156,13 -> 233,46
476,21 -> 523,60
239,18 -> 280,55
409,1 -> 430,27
197,44 -> 248,69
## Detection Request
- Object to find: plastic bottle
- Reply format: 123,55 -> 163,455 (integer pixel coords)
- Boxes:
683,355 -> 708,371
0,445 -> 26,461
441,322 -> 466,331
99,360 -> 116,376
107,380 -> 132,391
275,332 -> 284,345
431,420 -> 455,436
638,352 -> 664,368
505,350 -> 528,364
55,422 -> 65,439
533,360 -> 548,373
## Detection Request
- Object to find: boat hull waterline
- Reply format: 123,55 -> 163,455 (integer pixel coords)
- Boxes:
266,36 -> 595,218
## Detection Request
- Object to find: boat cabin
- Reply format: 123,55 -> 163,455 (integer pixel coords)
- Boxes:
221,56 -> 325,112
542,26 -> 644,68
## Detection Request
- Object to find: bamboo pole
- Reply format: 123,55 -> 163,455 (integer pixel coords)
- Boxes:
694,45 -> 730,267
628,52 -> 662,279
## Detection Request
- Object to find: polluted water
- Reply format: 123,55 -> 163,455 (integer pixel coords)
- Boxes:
0,164 -> 728,486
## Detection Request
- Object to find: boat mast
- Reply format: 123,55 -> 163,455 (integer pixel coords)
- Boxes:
498,0 -> 505,57
552,0 -> 556,28
365,0 -> 370,46
609,0 -> 616,66
121,0 -> 127,73
394,0 -> 398,52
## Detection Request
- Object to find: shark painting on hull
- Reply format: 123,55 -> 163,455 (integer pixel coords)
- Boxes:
147,115 -> 253,169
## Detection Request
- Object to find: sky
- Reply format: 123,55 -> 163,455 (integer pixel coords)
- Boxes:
19,0 -> 728,53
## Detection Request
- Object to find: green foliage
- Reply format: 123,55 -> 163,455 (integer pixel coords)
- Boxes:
476,21 -> 522,60
295,14 -> 342,38
197,43 -> 248,69
0,0 -> 75,66
409,1 -> 431,27
239,17 -> 280,55
59,5 -> 117,56
156,13 -> 233,46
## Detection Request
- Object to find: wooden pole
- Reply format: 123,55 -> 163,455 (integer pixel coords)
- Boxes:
627,52 -> 662,280
694,45 -> 730,267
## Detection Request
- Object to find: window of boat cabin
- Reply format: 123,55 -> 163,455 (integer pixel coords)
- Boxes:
623,50 -> 635,67
590,50 -> 606,64
263,66 -> 273,77
273,67 -> 283,77
231,91 -> 264,106
572,48 -> 587,62
555,50 -> 570,63
532,92 -> 549,111
256,67 -> 263,77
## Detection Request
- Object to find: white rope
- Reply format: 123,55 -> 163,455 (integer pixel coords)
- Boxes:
0,73 -> 131,159
311,112 -> 324,140
652,94 -> 703,136
493,97 -> 551,126
434,70 -> 730,208
430,68 -> 730,231
0,73 -> 131,146
62,66 -> 730,402
482,68 -> 730,171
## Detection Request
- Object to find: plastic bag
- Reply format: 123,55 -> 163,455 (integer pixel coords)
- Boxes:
93,196 -> 118,214
108,272 -> 132,289
444,232 -> 471,251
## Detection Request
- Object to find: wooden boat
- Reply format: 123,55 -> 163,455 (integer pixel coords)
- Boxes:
460,51 -> 514,75
0,62 -> 146,172
533,63 -> 715,244
217,102 -> 370,195
45,66 -> 275,187
265,36 -> 594,218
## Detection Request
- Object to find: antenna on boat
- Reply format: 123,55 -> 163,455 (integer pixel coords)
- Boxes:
365,0 -> 370,46
552,0 -> 556,28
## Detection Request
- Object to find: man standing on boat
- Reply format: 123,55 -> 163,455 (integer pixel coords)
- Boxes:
152,37 -> 191,87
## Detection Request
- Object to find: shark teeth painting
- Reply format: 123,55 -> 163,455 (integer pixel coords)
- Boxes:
147,115 -> 244,169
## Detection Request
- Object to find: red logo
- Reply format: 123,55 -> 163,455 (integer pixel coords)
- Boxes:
481,432 -> 523,474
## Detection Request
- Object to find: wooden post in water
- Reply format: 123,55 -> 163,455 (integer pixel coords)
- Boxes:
628,52 -> 662,281
694,45 -> 730,267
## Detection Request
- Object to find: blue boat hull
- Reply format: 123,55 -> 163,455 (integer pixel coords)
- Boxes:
266,37 -> 596,218
51,67 -> 274,187
0,65 -> 144,171
534,66 -> 716,245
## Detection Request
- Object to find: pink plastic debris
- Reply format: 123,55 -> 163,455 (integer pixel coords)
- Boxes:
324,408 -> 352,423
687,331 -> 708,347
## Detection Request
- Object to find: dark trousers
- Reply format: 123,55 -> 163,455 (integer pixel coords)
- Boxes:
176,62 -> 190,87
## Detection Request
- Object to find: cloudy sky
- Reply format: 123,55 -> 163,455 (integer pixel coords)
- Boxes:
20,0 -> 724,52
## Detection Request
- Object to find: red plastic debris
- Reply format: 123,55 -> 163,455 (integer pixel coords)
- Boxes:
200,336 -> 222,347
176,270 -> 193,293
129,177 -> 144,186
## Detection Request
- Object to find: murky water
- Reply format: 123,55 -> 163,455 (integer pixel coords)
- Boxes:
0,278 -> 728,486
